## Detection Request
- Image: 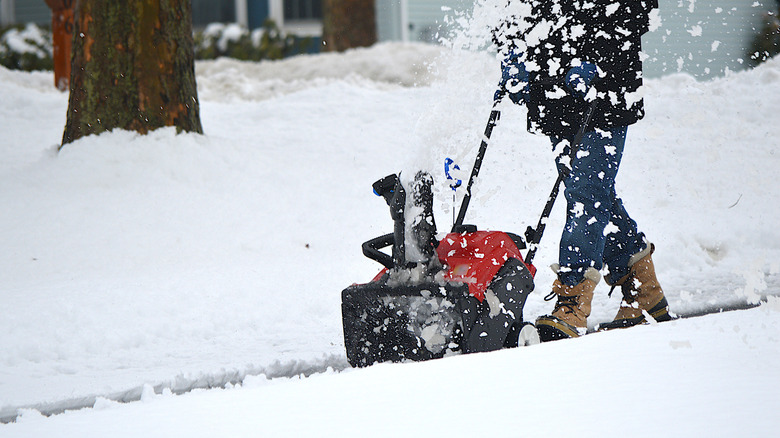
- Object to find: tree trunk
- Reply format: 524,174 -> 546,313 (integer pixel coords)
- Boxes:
322,0 -> 377,52
62,0 -> 203,147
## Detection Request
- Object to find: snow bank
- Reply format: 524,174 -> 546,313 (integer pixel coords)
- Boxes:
0,23 -> 51,57
195,42 -> 444,102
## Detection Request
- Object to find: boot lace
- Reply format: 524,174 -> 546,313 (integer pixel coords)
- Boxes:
544,291 -> 579,314
608,271 -> 637,303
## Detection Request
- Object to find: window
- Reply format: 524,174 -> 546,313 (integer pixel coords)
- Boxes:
191,0 -> 236,27
283,0 -> 322,21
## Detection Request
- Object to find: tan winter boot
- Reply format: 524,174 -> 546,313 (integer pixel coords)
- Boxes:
600,244 -> 672,330
536,267 -> 600,341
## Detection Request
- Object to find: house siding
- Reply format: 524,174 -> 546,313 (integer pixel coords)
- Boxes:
643,0 -> 770,78
407,0 -> 466,42
191,0 -> 236,28
376,0 -> 771,79
5,0 -> 49,25
376,0 -> 403,41
376,0 -> 468,43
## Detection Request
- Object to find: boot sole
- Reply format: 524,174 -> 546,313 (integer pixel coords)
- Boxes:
536,316 -> 582,342
598,297 -> 672,331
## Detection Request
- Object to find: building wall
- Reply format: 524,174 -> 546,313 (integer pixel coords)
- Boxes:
377,0 -> 771,79
268,0 -> 322,36
0,0 -> 318,35
12,0 -> 47,24
1,0 -> 49,26
406,0 -> 461,42
246,0 -> 270,29
0,0 -> 13,26
643,0 -> 770,78
376,0 -> 403,41
376,0 -> 468,43
191,0 -> 236,28
2,0 -> 239,29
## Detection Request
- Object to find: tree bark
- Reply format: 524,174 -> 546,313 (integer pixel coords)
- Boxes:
322,0 -> 377,52
62,0 -> 203,147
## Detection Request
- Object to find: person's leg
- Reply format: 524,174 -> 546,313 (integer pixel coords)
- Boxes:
595,154 -> 671,329
601,190 -> 646,283
555,127 -> 628,286
537,127 -> 629,341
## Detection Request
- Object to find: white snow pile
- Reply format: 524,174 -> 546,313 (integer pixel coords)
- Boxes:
2,20 -> 780,438
195,42 -> 445,102
0,23 -> 51,58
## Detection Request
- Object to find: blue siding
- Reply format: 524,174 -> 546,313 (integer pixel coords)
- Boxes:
247,0 -> 270,29
191,0 -> 236,28
10,0 -> 50,25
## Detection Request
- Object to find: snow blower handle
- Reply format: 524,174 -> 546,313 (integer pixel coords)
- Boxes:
451,96 -> 503,232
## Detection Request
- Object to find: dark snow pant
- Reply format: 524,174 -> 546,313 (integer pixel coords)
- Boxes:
551,126 -> 646,286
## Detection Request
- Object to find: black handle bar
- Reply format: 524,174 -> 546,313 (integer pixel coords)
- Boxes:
362,233 -> 395,270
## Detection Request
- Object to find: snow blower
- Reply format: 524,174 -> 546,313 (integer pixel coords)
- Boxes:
341,92 -> 598,368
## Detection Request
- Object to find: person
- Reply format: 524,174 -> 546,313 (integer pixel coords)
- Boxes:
492,0 -> 671,341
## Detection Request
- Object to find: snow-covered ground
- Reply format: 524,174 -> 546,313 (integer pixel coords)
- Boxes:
3,305 -> 778,437
2,10 -> 780,436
